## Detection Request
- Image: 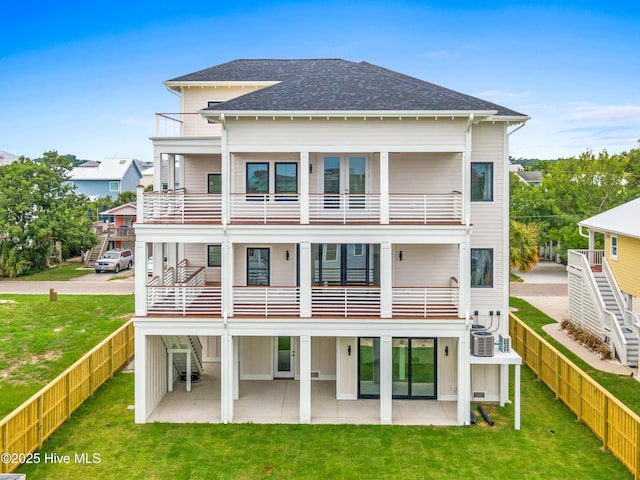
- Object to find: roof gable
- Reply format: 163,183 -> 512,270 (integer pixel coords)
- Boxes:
70,158 -> 142,181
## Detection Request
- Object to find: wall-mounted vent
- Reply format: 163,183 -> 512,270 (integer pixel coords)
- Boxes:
311,370 -> 320,379
473,391 -> 486,399
471,331 -> 494,357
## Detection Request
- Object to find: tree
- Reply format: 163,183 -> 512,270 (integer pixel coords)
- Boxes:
0,151 -> 97,276
509,220 -> 540,272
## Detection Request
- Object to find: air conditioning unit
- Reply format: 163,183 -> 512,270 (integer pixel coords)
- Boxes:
470,324 -> 485,352
471,331 -> 494,357
499,334 -> 511,353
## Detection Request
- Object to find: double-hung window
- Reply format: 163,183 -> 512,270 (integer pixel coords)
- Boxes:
207,245 -> 221,268
471,248 -> 493,288
471,163 -> 493,201
610,235 -> 618,260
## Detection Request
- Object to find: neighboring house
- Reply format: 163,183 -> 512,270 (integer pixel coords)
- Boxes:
140,163 -> 178,190
0,150 -> 19,166
567,197 -> 640,367
69,157 -> 142,199
133,59 -> 529,427
514,170 -> 543,187
84,203 -> 137,267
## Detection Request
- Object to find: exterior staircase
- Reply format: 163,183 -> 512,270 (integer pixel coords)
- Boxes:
594,272 -> 638,367
162,336 -> 204,380
84,228 -> 109,268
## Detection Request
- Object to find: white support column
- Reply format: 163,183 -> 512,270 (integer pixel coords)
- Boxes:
499,364 -> 508,406
134,241 -> 147,316
168,154 -> 176,191
380,242 -> 393,318
379,335 -> 393,424
220,120 -> 229,226
178,155 -> 185,189
153,153 -> 163,191
220,333 -> 234,423
233,336 -> 239,400
136,184 -> 144,223
223,241 -> 234,317
300,151 -> 310,224
457,334 -> 471,425
299,242 -> 312,317
514,364 -> 521,430
299,335 -> 312,424
167,351 -> 174,392
167,242 -> 178,279
458,236 -> 470,318
185,350 -> 192,392
379,151 -> 389,224
134,331 -> 147,423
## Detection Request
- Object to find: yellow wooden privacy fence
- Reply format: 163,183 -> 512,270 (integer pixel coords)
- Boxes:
510,313 -> 640,480
0,320 -> 134,474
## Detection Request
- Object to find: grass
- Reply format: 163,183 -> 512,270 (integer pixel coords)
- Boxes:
18,369 -> 633,479
7,259 -> 92,281
510,297 -> 640,416
509,272 -> 524,282
0,294 -> 134,416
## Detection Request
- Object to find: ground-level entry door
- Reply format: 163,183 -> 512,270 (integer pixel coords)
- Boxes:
358,337 -> 436,399
274,336 -> 295,378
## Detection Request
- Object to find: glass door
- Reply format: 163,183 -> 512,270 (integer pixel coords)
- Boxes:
247,248 -> 270,286
410,338 -> 436,398
322,155 -> 367,209
274,336 -> 295,378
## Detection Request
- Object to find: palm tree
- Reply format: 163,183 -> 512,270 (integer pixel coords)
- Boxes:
509,220 -> 540,273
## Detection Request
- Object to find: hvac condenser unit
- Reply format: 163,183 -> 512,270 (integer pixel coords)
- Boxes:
499,334 -> 511,353
471,331 -> 494,357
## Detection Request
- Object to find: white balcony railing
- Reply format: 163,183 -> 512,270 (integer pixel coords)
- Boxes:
143,190 -> 222,224
233,287 -> 300,316
230,194 -> 300,223
569,249 -> 604,269
389,192 -> 462,223
392,287 -> 459,318
309,194 -> 380,224
155,113 -> 221,137
311,287 -> 380,316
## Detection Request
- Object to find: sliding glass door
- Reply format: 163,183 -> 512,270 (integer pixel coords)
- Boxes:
312,244 -> 379,286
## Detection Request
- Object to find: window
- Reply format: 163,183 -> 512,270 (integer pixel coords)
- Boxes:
109,181 -> 120,192
208,174 -> 221,194
471,163 -> 493,201
247,248 -> 269,286
246,163 -> 269,200
207,245 -> 221,268
275,163 -> 298,200
207,101 -> 221,123
471,248 -> 493,288
610,235 -> 618,260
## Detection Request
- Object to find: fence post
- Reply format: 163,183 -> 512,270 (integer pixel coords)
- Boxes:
89,354 -> 95,394
65,372 -> 71,417
109,337 -> 114,377
602,395 -> 609,451
37,395 -> 44,448
555,354 -> 560,399
2,422 -> 7,473
636,419 -> 640,480
537,336 -> 543,380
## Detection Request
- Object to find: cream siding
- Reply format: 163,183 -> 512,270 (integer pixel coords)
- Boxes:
393,244 -> 458,286
146,336 -> 168,416
184,243 -> 221,283
337,337 -> 357,398
234,244 -> 297,286
240,337 -> 273,379
201,336 -> 221,362
182,154 -> 221,192
607,234 -> 640,298
389,153 -> 462,193
437,338 -> 458,400
226,118 -> 467,150
470,364 -> 500,402
232,153 -> 300,193
311,337 -> 336,377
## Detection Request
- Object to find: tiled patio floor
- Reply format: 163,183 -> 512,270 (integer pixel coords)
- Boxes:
147,363 -> 458,425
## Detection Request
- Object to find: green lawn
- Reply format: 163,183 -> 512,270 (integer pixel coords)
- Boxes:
18,370 -> 632,479
0,294 -> 134,416
8,259 -> 92,281
510,297 -> 640,416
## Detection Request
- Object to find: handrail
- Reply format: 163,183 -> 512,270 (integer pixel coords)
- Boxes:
603,257 -> 632,329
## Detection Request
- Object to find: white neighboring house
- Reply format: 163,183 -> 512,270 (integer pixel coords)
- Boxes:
567,198 -> 640,367
133,59 -> 529,427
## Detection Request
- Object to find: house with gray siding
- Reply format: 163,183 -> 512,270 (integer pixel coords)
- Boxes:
133,59 -> 529,427
69,157 -> 142,199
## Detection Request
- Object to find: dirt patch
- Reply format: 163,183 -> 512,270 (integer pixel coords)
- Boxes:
0,350 -> 62,382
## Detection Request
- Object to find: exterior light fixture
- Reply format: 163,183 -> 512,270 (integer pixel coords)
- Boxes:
285,250 -> 290,261
399,251 -> 403,261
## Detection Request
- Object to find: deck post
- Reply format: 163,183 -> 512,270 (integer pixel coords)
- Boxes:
457,333 -> 471,425
299,335 -> 312,424
380,242 -> 392,318
134,330 -> 147,423
380,335 -> 393,424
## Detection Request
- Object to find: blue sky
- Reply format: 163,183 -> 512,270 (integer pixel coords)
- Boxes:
2,1 -> 639,162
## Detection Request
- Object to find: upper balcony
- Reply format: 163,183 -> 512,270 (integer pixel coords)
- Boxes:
140,190 -> 462,226
155,113 -> 221,137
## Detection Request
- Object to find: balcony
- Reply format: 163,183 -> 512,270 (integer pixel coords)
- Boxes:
143,189 -> 222,224
140,191 -> 462,226
155,113 -> 221,137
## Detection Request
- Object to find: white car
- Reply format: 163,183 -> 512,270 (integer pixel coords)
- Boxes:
95,249 -> 133,273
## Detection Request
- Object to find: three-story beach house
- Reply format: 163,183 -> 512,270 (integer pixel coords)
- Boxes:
133,59 -> 528,426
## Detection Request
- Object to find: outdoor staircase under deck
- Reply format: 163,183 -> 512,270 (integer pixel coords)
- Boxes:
84,235 -> 109,268
594,273 -> 638,367
162,335 -> 204,380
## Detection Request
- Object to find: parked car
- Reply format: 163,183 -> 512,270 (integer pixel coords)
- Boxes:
95,248 -> 133,273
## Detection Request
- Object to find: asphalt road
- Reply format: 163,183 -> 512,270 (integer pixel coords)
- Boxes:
0,271 -> 135,295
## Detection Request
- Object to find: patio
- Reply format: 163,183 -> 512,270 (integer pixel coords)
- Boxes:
147,363 -> 458,425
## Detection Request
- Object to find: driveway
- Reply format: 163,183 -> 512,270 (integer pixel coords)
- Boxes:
510,261 -> 568,321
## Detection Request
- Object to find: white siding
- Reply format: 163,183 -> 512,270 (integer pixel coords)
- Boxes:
184,243 -> 221,283
437,338 -> 458,400
201,336 -> 221,362
469,123 -> 507,311
389,153 -> 461,193
146,336 -> 168,416
311,337 -> 336,377
240,337 -> 273,379
393,244 -> 458,286
470,364 -> 500,402
232,153 -> 300,193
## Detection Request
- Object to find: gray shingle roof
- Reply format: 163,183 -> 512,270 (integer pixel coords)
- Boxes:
171,59 -> 527,117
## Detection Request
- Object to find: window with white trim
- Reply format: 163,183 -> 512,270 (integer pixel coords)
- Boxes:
610,235 -> 618,260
